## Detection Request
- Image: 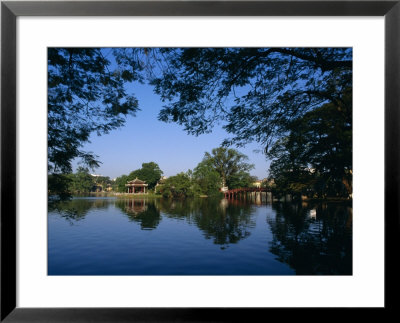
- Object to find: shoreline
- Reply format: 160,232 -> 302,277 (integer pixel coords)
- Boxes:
55,192 -> 352,203
84,192 -> 162,199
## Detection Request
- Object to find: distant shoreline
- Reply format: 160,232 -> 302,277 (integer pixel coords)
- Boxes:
78,192 -> 163,199
50,192 -> 352,204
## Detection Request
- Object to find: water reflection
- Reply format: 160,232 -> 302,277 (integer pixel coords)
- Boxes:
155,198 -> 256,245
49,197 -> 352,275
267,202 -> 352,275
51,197 -> 256,246
114,199 -> 161,230
192,199 -> 256,246
48,198 -> 110,224
49,199 -> 352,265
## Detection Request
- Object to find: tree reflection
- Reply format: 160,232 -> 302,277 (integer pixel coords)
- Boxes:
193,199 -> 256,246
114,199 -> 161,230
267,202 -> 352,275
48,198 -> 109,224
158,198 -> 256,246
154,197 -> 201,220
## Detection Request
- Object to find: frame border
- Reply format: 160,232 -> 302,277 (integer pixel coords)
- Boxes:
1,1 -> 399,321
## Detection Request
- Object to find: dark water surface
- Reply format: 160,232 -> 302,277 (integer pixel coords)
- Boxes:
48,197 -> 352,275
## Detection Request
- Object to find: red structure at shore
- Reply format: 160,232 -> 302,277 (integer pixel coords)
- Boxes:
125,178 -> 148,194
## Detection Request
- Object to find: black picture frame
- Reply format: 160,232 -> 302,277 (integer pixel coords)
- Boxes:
1,1 -> 398,321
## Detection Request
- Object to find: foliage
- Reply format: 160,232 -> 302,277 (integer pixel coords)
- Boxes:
49,167 -> 113,196
113,162 -> 163,193
48,173 -> 72,200
92,175 -> 112,191
192,160 -> 222,196
150,48 -> 352,152
148,48 -> 352,197
128,162 -> 163,189
67,167 -> 96,194
227,171 -> 257,190
268,95 -> 352,198
200,147 -> 254,189
113,175 -> 129,193
47,47 -> 353,200
48,48 -> 143,174
156,146 -> 257,198
160,172 -> 197,198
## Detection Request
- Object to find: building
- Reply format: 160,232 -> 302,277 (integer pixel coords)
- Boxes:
252,178 -> 275,189
125,178 -> 148,194
252,180 -> 263,188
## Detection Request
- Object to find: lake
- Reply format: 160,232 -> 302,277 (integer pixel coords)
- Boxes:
48,197 -> 352,275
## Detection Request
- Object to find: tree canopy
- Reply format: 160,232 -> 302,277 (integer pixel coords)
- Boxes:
161,172 -> 197,198
49,167 -> 112,197
268,93 -> 352,198
48,47 -> 352,199
48,48 -> 143,174
113,162 -> 163,192
155,147 -> 256,198
149,48 -> 352,197
128,162 -> 163,189
150,48 -> 352,151
200,147 -> 255,189
192,159 -> 222,196
67,166 -> 94,194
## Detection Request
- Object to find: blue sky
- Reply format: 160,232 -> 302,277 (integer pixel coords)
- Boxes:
73,81 -> 270,180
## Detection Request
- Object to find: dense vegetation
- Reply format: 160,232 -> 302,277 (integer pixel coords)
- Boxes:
48,148 -> 257,199
48,167 -> 112,196
48,48 -> 144,173
267,96 -> 352,199
149,48 -> 352,199
114,162 -> 164,192
155,147 -> 256,198
48,48 -> 352,200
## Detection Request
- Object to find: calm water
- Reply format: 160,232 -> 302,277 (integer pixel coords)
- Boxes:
48,197 -> 352,275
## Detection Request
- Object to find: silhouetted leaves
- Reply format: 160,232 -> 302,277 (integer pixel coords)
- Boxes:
48,48 -> 142,174
150,48 -> 352,151
268,92 -> 352,198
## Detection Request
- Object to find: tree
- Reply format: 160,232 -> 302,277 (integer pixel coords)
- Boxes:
192,160 -> 222,196
92,175 -> 112,192
150,48 -> 352,151
149,48 -> 352,197
48,173 -> 72,200
48,48 -> 352,199
268,94 -> 352,198
128,162 -> 163,189
68,167 -> 95,194
161,172 -> 197,198
48,48 -> 143,174
227,171 -> 257,190
114,174 -> 129,193
200,147 -> 254,189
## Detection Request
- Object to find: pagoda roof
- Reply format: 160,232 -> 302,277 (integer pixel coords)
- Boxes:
126,178 -> 148,186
